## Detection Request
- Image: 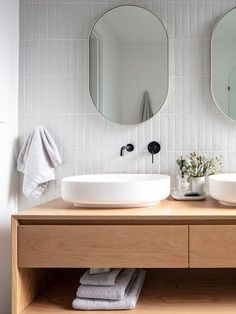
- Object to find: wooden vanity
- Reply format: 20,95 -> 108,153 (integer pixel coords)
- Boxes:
12,196 -> 236,314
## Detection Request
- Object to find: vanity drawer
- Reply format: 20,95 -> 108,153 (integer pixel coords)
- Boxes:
190,225 -> 236,268
18,225 -> 188,268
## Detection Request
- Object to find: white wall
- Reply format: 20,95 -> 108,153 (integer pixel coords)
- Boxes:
0,0 -> 19,312
18,1 -> 236,211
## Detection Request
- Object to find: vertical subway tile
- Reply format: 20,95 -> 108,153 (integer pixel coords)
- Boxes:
68,78 -> 84,114
204,0 -> 213,40
174,2 -> 182,40
198,114 -> 206,151
212,0 -> 221,25
18,78 -> 25,115
67,3 -> 77,40
189,0 -> 197,39
197,0 -> 205,40
76,115 -> 85,151
18,0 -> 236,206
212,115 -> 221,151
39,3 -> 48,40
32,4 -> 40,40
23,4 -> 33,40
175,114 -> 182,151
167,77 -> 175,113
182,113 -> 191,151
174,39 -> 182,76
68,41 -> 78,78
175,77 -> 182,113
48,3 -> 55,39
182,0 -> 189,39
83,3 -> 92,39
24,78 -> 31,114
167,2 -> 175,40
31,77 -> 41,113
167,114 -> 175,151
182,77 -> 191,113
182,40 -> 190,76
39,41 -> 49,77
220,116 -> 229,151
55,3 -> 69,39
190,114 -> 198,151
228,124 -> 236,152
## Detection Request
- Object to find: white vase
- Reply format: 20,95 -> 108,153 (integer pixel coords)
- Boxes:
191,176 -> 205,195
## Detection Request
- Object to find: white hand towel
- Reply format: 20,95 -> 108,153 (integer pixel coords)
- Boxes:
17,125 -> 62,198
77,268 -> 136,300
72,269 -> 146,310
80,268 -> 122,286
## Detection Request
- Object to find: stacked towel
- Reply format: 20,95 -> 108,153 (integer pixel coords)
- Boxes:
89,268 -> 110,275
72,269 -> 146,310
80,268 -> 122,286
78,268 -> 135,300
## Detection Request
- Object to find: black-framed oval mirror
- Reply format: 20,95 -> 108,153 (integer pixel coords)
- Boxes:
212,7 -> 236,121
89,5 -> 168,125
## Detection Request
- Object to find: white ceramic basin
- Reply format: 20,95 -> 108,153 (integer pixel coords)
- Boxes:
209,173 -> 236,206
61,174 -> 170,208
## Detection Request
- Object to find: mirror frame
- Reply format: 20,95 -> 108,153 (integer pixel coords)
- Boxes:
88,5 -> 169,125
211,6 -> 236,122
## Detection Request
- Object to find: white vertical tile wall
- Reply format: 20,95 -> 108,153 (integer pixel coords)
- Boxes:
19,0 -> 236,209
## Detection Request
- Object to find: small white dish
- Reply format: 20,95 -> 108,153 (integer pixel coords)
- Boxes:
172,191 -> 206,201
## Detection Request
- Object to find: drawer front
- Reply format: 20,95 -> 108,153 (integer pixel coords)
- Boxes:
190,225 -> 236,268
18,225 -> 188,268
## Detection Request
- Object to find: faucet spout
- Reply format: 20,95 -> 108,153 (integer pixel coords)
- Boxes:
120,143 -> 134,156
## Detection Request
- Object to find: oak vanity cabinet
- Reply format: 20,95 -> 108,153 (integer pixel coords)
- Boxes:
18,225 -> 188,268
190,225 -> 236,268
12,197 -> 236,314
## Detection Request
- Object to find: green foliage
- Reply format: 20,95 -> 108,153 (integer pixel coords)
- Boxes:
176,152 -> 222,178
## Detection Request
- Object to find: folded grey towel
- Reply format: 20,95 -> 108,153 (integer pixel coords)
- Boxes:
77,268 -> 136,300
72,269 -> 146,310
80,268 -> 122,286
17,125 -> 62,198
89,268 -> 110,275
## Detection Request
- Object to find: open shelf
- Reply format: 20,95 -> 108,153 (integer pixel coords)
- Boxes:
21,269 -> 236,314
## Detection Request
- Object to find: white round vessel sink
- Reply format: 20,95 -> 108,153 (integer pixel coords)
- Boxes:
209,173 -> 236,206
61,174 -> 170,208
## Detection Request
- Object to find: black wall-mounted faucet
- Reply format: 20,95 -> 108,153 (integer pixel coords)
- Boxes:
148,141 -> 161,163
120,143 -> 134,156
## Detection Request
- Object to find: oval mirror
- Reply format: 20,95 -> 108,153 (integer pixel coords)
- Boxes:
89,5 -> 168,125
212,8 -> 236,121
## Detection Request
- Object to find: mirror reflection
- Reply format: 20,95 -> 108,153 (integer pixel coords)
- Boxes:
89,6 -> 168,125
212,8 -> 236,120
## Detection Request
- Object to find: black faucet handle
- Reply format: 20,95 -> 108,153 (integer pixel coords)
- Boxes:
147,141 -> 161,163
126,143 -> 134,152
120,143 -> 134,156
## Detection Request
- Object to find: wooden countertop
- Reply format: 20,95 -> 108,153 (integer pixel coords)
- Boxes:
13,196 -> 236,222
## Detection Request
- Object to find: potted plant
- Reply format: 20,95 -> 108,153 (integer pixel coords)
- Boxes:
177,153 -> 222,194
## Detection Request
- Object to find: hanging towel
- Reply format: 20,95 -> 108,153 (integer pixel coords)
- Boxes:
77,269 -> 136,301
140,91 -> 153,122
17,125 -> 62,198
80,269 -> 122,286
72,269 -> 146,310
